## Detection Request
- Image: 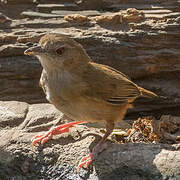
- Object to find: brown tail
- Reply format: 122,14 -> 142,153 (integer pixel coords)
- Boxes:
139,87 -> 158,98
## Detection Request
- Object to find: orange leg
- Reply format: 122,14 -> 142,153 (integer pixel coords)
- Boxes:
32,121 -> 87,147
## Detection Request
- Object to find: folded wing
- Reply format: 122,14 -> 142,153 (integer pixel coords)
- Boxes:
83,62 -> 141,105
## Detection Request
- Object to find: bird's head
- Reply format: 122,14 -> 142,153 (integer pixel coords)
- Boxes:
24,33 -> 91,71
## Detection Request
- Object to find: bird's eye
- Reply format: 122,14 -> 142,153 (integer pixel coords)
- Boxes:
56,47 -> 65,56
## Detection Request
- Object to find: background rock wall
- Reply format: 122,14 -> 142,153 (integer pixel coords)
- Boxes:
0,1 -> 180,179
0,0 -> 180,119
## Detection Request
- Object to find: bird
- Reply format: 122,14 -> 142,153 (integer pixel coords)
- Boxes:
24,33 -> 157,171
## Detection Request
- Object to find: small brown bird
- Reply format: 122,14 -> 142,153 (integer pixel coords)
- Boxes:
24,33 -> 157,170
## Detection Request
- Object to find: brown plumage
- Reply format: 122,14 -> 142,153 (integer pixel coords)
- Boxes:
24,33 -> 157,171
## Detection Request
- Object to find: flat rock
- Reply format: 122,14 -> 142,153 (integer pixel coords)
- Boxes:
1,0 -> 33,4
52,10 -> 102,17
17,32 -> 46,43
110,4 -> 180,11
1,0 -> 180,120
21,11 -> 63,18
37,3 -> 79,13
145,12 -> 180,19
0,12 -> 11,23
0,101 -> 180,179
142,9 -> 172,14
0,55 -> 44,103
0,101 -> 28,128
0,0 -> 180,179
19,103 -> 63,131
0,34 -> 18,45
0,44 -> 28,57
75,0 -> 105,10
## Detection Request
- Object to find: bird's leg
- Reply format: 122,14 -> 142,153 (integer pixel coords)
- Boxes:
77,121 -> 114,172
32,121 -> 87,147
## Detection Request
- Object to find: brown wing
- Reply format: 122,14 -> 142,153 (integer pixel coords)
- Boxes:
82,62 -> 141,105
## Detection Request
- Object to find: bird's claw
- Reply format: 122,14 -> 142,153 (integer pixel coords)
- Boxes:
76,153 -> 93,173
31,121 -> 87,148
31,131 -> 53,148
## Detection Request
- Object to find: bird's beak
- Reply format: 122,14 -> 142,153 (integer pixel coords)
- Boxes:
24,45 -> 44,56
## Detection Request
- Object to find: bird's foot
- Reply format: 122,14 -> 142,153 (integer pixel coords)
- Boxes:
32,121 -> 87,148
77,153 -> 93,172
76,142 -> 108,173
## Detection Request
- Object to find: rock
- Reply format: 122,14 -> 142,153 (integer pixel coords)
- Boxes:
0,101 -> 180,179
123,8 -> 144,23
0,44 -> 28,57
0,12 -> 11,23
37,3 -> 79,13
142,9 -> 172,14
1,0 -> 33,4
94,13 -> 123,25
52,10 -> 102,17
93,9 -> 144,24
0,34 -> 18,45
0,55 -> 44,103
109,4 -> 180,12
0,101 -> 28,128
21,10 -> 103,19
0,0 -> 180,118
19,103 -> 63,131
0,0 -> 180,178
17,32 -> 46,43
64,14 -> 90,24
175,16 -> 180,23
95,143 -> 180,179
21,11 -> 63,19
75,0 -> 106,10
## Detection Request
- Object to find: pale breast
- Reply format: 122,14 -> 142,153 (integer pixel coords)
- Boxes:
40,69 -> 85,106
40,70 -> 54,103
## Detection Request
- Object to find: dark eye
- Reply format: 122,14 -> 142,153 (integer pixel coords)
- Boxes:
56,47 -> 65,55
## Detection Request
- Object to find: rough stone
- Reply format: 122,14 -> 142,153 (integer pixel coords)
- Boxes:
1,16 -> 180,113
0,12 -> 11,23
19,103 -> 63,131
64,14 -> 90,23
0,55 -> 44,103
37,3 -> 79,13
0,44 -> 28,57
0,101 -> 179,179
52,10 -> 102,17
0,101 -> 28,128
0,34 -> 18,45
21,11 -> 63,19
75,0 -> 106,10
1,0 -> 33,4
0,0 -> 180,179
17,32 -> 46,43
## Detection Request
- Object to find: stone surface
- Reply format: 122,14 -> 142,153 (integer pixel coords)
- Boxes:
0,101 -> 179,179
0,1 -> 180,177
21,11 -> 63,18
0,12 -> 11,23
51,10 -> 102,17
0,55 -> 44,103
75,0 -> 106,10
37,3 -> 79,13
0,44 -> 28,57
0,101 -> 28,128
64,14 -> 90,23
0,3 -> 180,115
1,0 -> 33,4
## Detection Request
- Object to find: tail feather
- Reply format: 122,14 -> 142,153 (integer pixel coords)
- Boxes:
139,87 -> 158,98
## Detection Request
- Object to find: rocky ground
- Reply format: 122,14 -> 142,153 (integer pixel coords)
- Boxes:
0,0 -> 180,179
